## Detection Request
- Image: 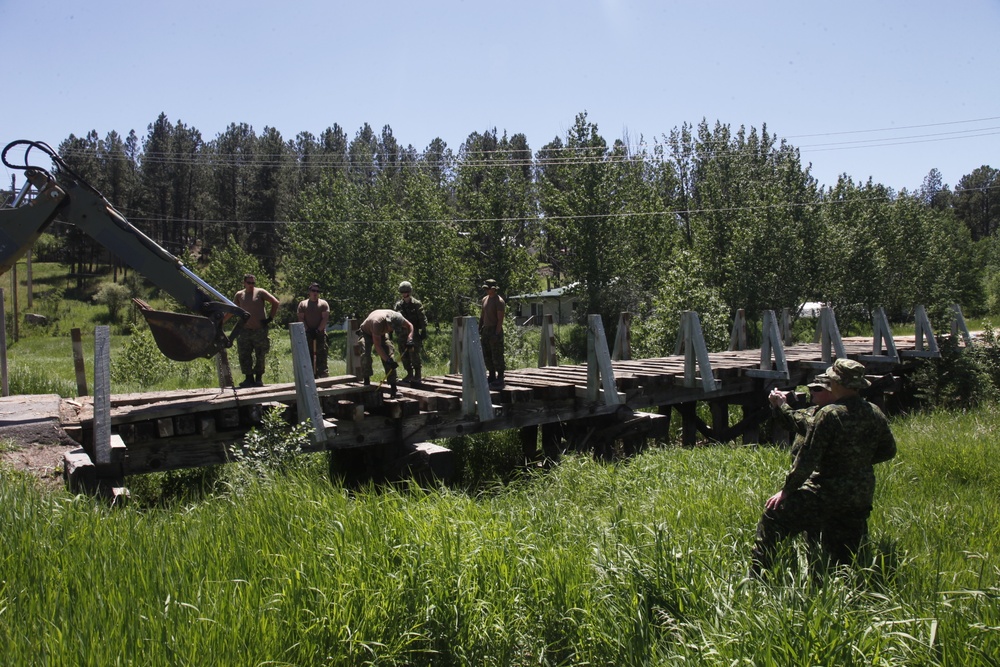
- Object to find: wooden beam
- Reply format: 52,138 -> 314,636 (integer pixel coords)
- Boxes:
612,312 -> 632,361
729,308 -> 747,351
678,311 -> 718,392
903,305 -> 940,358
951,303 -> 972,347
587,314 -> 622,405
858,307 -> 899,363
71,328 -> 88,396
538,313 -> 558,367
817,306 -> 846,362
289,322 -> 327,444
459,316 -> 495,421
93,326 -> 111,466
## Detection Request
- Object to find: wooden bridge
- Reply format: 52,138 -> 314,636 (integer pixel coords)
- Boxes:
55,304 -> 971,494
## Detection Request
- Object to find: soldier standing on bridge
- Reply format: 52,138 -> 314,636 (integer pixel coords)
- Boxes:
750,359 -> 896,578
479,278 -> 506,388
358,309 -> 414,398
297,282 -> 330,378
394,281 -> 428,386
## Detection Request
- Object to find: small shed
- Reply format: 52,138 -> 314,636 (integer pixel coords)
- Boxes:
508,283 -> 579,325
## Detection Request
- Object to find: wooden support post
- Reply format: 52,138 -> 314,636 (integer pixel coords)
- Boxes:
710,401 -> 728,435
346,318 -> 363,379
93,326 -> 113,468
538,313 -> 558,367
859,307 -> 899,363
0,288 -> 7,397
214,348 -> 233,388
541,422 -> 562,461
611,312 -> 631,361
586,314 -> 622,405
678,311 -> 718,392
71,328 -> 89,395
729,308 -> 747,351
519,425 -> 539,461
289,322 -> 328,444
903,305 -> 940,358
459,316 -> 494,421
951,303 -> 972,347
745,310 -> 789,380
449,315 -> 465,374
680,402 -> 698,447
817,306 -> 846,362
781,307 -> 793,346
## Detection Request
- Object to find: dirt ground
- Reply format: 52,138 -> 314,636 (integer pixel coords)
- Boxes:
0,394 -> 81,492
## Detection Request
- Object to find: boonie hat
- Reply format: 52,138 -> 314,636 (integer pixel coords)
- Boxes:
482,278 -> 499,290
816,358 -> 870,389
398,281 -> 412,293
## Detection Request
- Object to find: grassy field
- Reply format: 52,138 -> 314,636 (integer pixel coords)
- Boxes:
1,405 -> 997,665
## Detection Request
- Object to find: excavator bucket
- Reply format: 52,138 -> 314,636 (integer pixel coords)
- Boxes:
134,299 -> 224,362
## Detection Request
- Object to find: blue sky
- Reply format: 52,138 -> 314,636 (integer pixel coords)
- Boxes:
3,0 -> 998,192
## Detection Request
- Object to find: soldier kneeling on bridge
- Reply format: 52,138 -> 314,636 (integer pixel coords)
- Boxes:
358,309 -> 414,398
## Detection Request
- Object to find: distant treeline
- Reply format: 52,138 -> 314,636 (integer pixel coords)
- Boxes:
10,111 -> 1000,347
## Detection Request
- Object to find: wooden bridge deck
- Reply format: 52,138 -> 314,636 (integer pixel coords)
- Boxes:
60,334 -> 934,478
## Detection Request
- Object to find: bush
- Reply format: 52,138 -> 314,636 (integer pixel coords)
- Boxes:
110,328 -> 171,388
910,329 -> 1000,408
93,282 -> 132,323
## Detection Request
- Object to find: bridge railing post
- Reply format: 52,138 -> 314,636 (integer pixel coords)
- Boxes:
818,306 -> 846,362
728,308 -> 747,351
538,313 -> 558,367
677,311 -> 718,392
859,307 -> 899,363
290,322 -> 328,444
902,305 -> 940,358
951,303 -> 972,347
459,316 -> 494,420
611,312 -> 631,361
586,314 -> 622,404
449,316 -> 465,374
345,318 -> 363,379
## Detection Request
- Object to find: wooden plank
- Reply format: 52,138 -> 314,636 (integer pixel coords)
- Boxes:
71,328 -> 88,396
93,326 -> 111,466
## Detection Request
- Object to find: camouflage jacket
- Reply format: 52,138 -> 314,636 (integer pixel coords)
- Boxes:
781,396 -> 896,505
393,297 -> 428,332
773,403 -> 818,459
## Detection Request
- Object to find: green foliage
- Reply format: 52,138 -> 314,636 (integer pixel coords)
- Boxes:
229,406 -> 312,480
92,281 -> 131,323
200,235 -> 270,298
109,328 -> 172,388
632,249 -> 730,356
910,329 -> 1000,408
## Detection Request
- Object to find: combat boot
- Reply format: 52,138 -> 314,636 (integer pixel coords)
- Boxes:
253,373 -> 264,387
412,369 -> 422,387
238,375 -> 254,388
401,369 -> 413,384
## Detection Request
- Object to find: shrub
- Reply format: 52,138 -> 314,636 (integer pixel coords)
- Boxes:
93,282 -> 132,323
110,328 -> 171,388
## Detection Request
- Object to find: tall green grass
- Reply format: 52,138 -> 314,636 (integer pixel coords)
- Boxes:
1,406 -> 998,665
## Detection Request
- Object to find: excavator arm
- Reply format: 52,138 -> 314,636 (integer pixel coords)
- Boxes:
1,140 -> 249,361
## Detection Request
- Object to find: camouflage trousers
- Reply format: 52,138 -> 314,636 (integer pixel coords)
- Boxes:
361,333 -> 397,382
396,335 -> 422,373
237,327 -> 271,377
305,328 -> 328,378
480,328 -> 505,374
751,484 -> 872,574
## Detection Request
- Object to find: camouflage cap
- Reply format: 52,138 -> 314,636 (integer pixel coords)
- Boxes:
807,375 -> 832,391
398,281 -> 412,293
817,358 -> 870,389
481,278 -> 499,290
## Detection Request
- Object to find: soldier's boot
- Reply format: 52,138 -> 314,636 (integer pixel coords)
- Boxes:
412,369 -> 422,387
253,373 -> 264,387
491,371 -> 505,388
238,375 -> 254,388
401,367 -> 414,384
363,376 -> 371,386
388,380 -> 398,399
488,371 -> 496,384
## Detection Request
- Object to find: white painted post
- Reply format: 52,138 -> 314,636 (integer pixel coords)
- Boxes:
586,314 -> 622,404
538,313 -> 557,367
611,312 -> 631,361
460,316 -> 494,420
680,311 -> 718,392
729,308 -> 747,351
289,322 -> 326,443
818,306 -> 846,362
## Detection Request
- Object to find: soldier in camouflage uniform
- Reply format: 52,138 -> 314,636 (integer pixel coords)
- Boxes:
358,309 -> 413,398
394,281 -> 428,386
769,375 -> 836,460
751,359 -> 897,577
